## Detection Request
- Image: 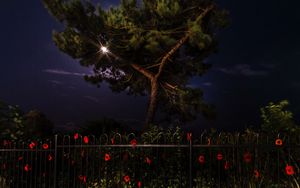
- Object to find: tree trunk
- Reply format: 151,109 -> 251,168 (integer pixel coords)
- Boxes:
143,79 -> 158,131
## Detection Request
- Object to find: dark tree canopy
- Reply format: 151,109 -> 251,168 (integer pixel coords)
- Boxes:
23,110 -> 54,138
260,100 -> 300,135
0,101 -> 54,140
43,0 -> 228,129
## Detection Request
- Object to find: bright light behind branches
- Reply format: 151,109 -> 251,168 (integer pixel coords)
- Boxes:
100,46 -> 109,54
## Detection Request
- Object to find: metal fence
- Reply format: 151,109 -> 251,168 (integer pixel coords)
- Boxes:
0,132 -> 299,188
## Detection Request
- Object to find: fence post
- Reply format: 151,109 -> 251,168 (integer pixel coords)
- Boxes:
189,134 -> 192,188
53,135 -> 58,188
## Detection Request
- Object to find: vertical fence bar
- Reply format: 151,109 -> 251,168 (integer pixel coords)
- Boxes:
53,135 -> 57,188
189,134 -> 192,188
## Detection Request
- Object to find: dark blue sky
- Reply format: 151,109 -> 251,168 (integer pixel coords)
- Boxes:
1,0 -> 300,131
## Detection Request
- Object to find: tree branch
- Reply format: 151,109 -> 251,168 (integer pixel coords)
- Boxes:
163,82 -> 178,90
156,5 -> 214,78
130,63 -> 154,80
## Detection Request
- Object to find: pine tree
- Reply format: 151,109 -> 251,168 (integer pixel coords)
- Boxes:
43,0 -> 228,130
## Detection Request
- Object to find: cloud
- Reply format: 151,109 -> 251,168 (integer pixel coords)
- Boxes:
68,86 -> 76,90
44,69 -> 86,77
218,64 -> 269,76
84,96 -> 100,103
260,63 -> 276,69
61,94 -> 69,97
44,67 -> 126,81
186,82 -> 212,88
186,84 -> 198,88
203,82 -> 212,86
48,80 -> 64,85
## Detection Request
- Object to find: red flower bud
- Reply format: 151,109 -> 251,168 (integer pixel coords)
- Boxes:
198,155 -> 205,164
145,157 -> 152,165
254,169 -> 260,178
285,164 -> 295,176
275,138 -> 283,146
78,175 -> 87,183
105,153 -> 111,161
42,143 -> 49,150
224,161 -> 230,170
83,136 -> 89,144
74,133 -> 79,140
243,151 -> 252,163
123,175 -> 130,183
48,154 -> 53,161
187,133 -> 192,141
24,164 -> 31,172
130,139 -> 137,148
138,181 -> 142,188
217,153 -> 223,161
29,142 -> 36,149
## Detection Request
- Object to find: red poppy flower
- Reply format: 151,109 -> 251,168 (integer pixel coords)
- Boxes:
29,142 -> 36,149
130,139 -> 137,148
104,153 -> 111,161
83,136 -> 89,144
275,138 -> 283,146
18,156 -> 23,161
48,154 -> 53,161
42,143 -> 49,150
254,169 -> 260,178
187,133 -> 192,141
224,161 -> 230,170
243,151 -> 252,163
285,164 -> 295,176
123,175 -> 130,183
74,133 -> 79,140
145,157 -> 152,165
137,181 -> 142,188
217,153 -> 223,161
24,164 -> 31,171
198,155 -> 205,164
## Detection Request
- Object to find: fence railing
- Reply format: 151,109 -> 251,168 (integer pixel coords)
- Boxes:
0,132 -> 300,188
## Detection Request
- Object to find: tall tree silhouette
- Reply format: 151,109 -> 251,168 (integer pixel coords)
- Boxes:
43,0 -> 228,130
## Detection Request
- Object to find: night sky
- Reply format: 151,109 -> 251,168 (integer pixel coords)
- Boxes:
1,0 -> 300,132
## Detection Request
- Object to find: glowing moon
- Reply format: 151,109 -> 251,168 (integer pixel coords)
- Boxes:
100,46 -> 109,54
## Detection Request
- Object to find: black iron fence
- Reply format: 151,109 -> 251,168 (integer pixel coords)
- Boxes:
0,132 -> 300,187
